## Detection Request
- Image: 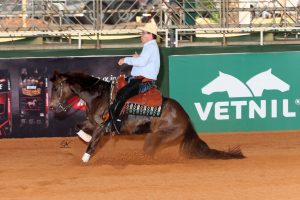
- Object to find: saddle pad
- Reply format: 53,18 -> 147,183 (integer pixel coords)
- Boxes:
124,103 -> 162,117
126,87 -> 162,107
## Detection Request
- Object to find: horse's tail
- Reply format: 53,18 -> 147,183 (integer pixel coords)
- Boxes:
180,121 -> 245,159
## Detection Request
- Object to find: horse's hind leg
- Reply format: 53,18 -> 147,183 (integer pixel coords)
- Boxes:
143,133 -> 163,156
143,128 -> 185,156
82,126 -> 104,163
144,127 -> 183,156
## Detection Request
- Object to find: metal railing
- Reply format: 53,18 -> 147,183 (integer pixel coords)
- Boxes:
0,0 -> 300,48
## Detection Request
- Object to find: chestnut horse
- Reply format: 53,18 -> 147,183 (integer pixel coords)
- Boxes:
49,71 -> 245,162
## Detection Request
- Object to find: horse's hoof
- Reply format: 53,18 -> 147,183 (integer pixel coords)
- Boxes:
76,130 -> 92,143
82,153 -> 91,163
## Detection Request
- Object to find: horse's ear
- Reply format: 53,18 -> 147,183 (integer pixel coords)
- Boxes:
267,68 -> 272,73
50,70 -> 60,82
219,71 -> 224,76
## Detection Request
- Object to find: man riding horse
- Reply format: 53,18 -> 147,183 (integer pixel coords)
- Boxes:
105,20 -> 160,133
48,19 -> 245,162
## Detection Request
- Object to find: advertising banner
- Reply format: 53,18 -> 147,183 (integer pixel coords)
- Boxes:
0,56 -> 127,138
169,52 -> 300,132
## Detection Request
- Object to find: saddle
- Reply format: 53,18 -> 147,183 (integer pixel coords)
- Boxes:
113,74 -> 163,116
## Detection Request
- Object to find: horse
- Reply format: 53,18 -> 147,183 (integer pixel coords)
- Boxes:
246,68 -> 290,97
49,71 -> 245,163
202,71 -> 253,98
27,99 -> 37,108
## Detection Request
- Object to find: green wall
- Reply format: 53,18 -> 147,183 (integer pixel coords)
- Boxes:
169,51 -> 300,132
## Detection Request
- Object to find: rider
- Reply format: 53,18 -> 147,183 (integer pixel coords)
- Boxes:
106,19 -> 161,132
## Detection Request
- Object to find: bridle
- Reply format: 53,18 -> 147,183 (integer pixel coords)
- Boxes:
54,81 -> 79,113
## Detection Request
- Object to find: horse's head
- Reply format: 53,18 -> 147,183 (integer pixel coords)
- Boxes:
49,71 -> 75,113
262,69 -> 289,92
246,69 -> 290,97
202,72 -> 225,95
201,71 -> 241,95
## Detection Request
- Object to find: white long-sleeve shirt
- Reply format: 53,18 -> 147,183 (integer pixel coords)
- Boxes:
124,39 -> 160,80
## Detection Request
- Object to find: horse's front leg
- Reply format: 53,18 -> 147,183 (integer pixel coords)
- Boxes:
76,120 -> 94,143
81,126 -> 104,163
76,129 -> 92,143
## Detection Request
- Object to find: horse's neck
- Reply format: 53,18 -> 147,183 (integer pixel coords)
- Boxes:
74,83 -> 110,108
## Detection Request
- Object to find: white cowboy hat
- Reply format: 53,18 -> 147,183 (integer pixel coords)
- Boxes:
138,19 -> 159,36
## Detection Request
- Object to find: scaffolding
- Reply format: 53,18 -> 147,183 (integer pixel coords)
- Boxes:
0,0 -> 300,48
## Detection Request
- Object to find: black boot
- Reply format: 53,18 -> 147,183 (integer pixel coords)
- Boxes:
104,104 -> 122,134
109,97 -> 125,133
107,79 -> 140,133
112,118 -> 122,133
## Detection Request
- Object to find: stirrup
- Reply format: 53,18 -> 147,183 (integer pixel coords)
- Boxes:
103,121 -> 112,133
103,119 -> 121,135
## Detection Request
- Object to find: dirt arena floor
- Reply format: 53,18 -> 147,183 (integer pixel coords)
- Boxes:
1,131 -> 300,200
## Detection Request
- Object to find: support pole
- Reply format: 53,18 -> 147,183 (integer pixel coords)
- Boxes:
260,30 -> 264,46
78,33 -> 82,49
22,0 -> 27,28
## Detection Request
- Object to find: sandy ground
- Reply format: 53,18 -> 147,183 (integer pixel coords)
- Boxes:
1,131 -> 300,200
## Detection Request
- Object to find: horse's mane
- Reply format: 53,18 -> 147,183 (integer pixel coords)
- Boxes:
54,72 -> 111,93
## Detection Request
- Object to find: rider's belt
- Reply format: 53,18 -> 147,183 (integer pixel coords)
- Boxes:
134,76 -> 154,82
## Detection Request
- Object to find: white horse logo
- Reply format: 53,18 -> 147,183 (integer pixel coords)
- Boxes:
202,69 -> 289,98
201,71 -> 253,98
246,68 -> 290,97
